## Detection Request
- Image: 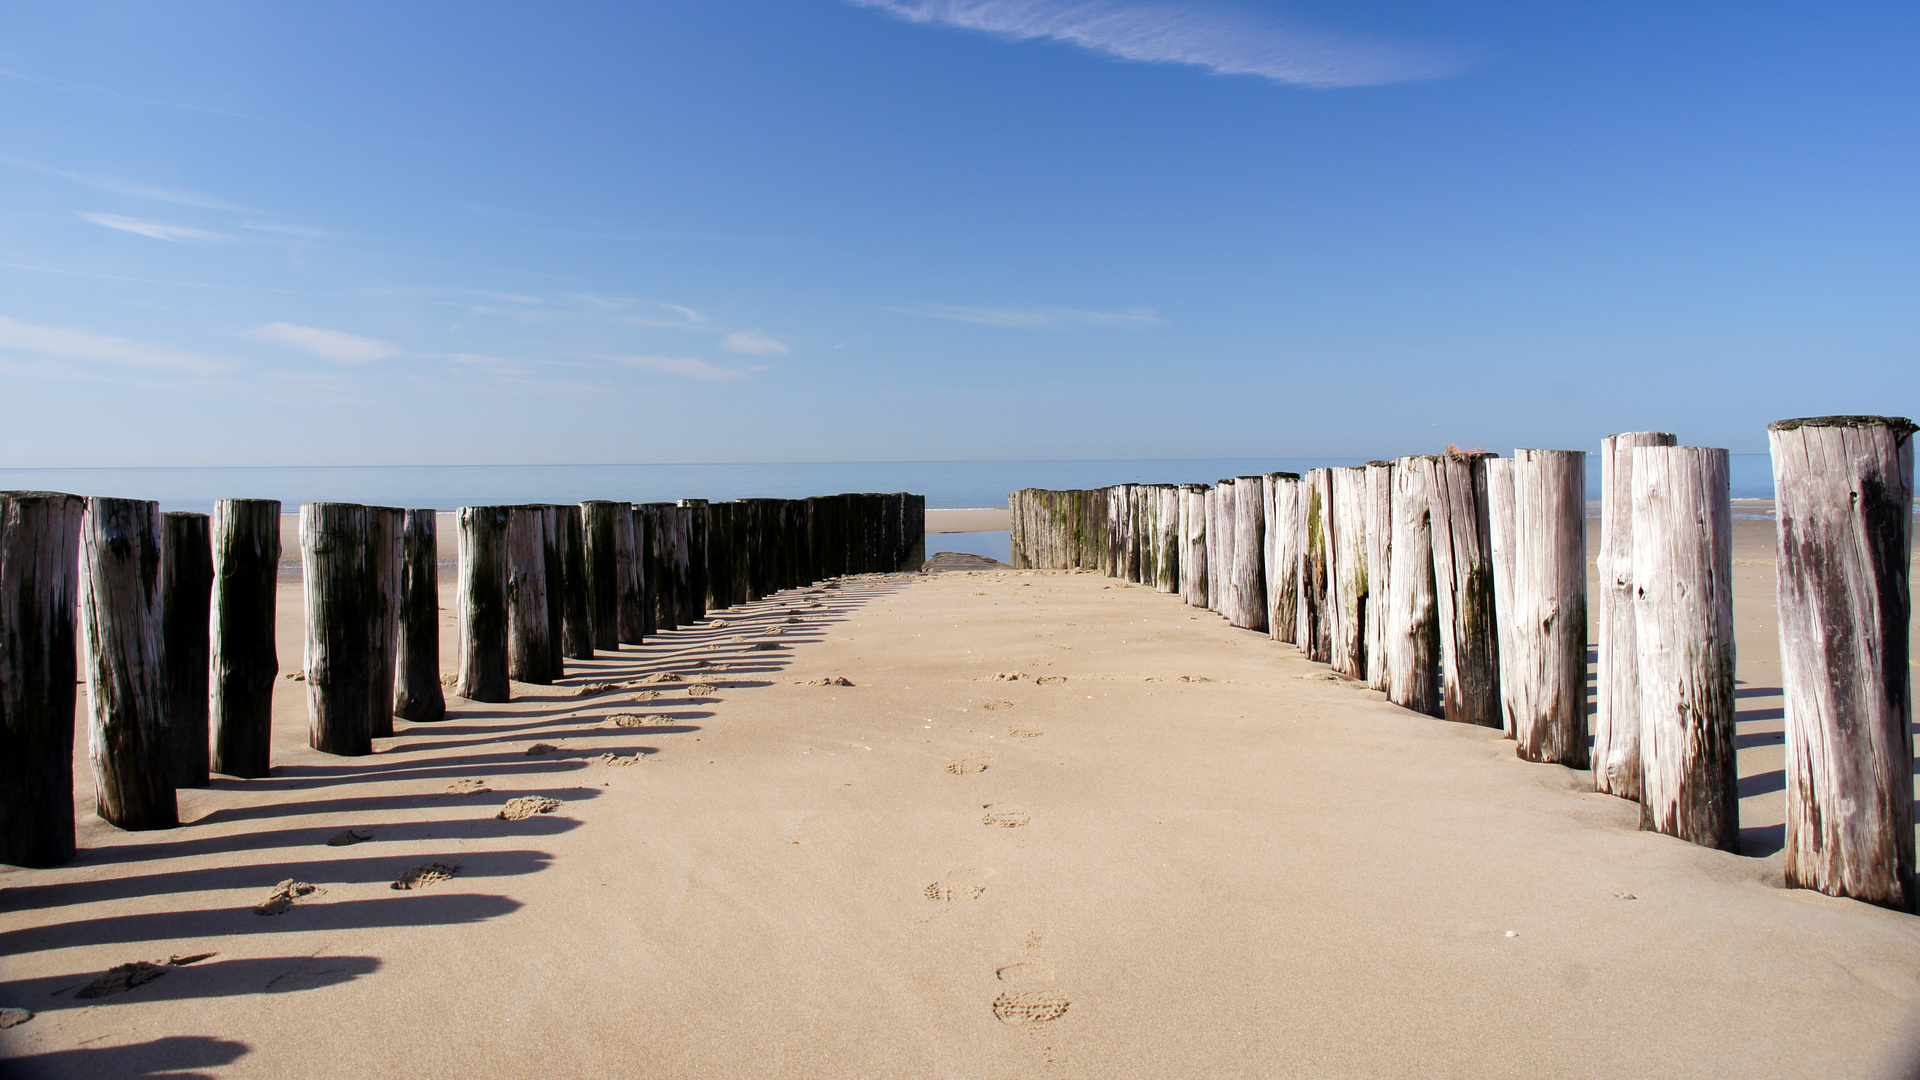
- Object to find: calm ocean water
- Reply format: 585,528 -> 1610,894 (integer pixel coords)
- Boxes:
0,456 -> 1782,513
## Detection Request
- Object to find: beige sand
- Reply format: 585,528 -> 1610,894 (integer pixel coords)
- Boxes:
3,520 -> 1918,1077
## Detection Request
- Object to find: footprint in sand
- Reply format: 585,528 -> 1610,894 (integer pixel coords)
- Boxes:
685,683 -> 718,697
445,778 -> 491,795
254,880 -> 323,916
1008,729 -> 1042,740
633,672 -> 683,684
392,863 -> 460,890
948,751 -> 994,775
992,961 -> 1070,1026
925,865 -> 991,902
497,796 -> 561,821
1034,676 -> 1067,686
804,676 -> 855,687
981,700 -> 1013,710
596,752 -> 642,767
982,803 -> 1029,827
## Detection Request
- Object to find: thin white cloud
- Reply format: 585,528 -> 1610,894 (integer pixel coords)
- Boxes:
719,331 -> 790,356
659,303 -> 707,323
0,314 -> 232,376
887,303 -> 1165,329
3,156 -> 254,211
847,0 -> 1467,88
610,355 -> 749,381
78,212 -> 231,243
242,322 -> 400,364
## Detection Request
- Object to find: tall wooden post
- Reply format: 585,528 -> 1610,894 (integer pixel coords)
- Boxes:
303,503 -> 374,756
82,497 -> 177,828
554,504 -> 594,660
1264,474 -> 1300,643
1300,468 -> 1333,663
680,499 -> 710,619
581,501 -> 624,650
506,506 -> 557,685
210,499 -> 279,779
1153,485 -> 1180,592
1509,450 -> 1589,766
1363,462 -> 1394,690
1178,484 -> 1207,606
670,502 -> 696,620
708,501 -> 736,605
1231,477 -> 1267,631
1632,445 -> 1737,850
394,509 -> 446,723
0,490 -> 85,866
618,503 -> 647,643
1384,458 -> 1441,717
160,512 -> 213,788
539,506 -> 565,677
456,506 -> 511,703
641,504 -> 676,631
1209,480 -> 1234,615
1328,467 -> 1367,678
1486,457 -> 1519,737
1595,431 -> 1677,799
367,507 -> 404,739
1426,452 -> 1501,727
1772,415 -> 1916,910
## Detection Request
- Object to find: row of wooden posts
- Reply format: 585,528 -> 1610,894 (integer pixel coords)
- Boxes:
0,490 -> 924,868
1008,416 -> 1916,913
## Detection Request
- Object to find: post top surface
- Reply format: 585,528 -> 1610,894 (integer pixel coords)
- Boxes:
1768,415 -> 1916,436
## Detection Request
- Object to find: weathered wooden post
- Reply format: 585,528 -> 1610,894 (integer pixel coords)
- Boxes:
1384,458 -> 1441,716
303,503 -> 374,756
394,509 -> 446,723
1595,431 -> 1677,799
642,504 -> 677,631
1632,445 -> 1737,850
1264,473 -> 1300,643
1177,484 -> 1207,606
708,501 -> 736,605
619,503 -> 647,642
506,506 -> 557,685
1509,450 -> 1589,766
680,498 -> 710,619
81,498 -> 177,829
671,502 -> 696,619
0,490 -> 85,866
554,504 -> 594,660
1363,462 -> 1394,690
1772,415 -> 1916,909
210,499 -> 279,778
1229,477 -> 1267,630
160,512 -> 213,787
456,506 -> 511,703
1208,480 -> 1233,615
1328,467 -> 1367,678
1299,468 -> 1333,662
1154,485 -> 1180,592
539,506 -> 565,677
1486,456 -> 1519,737
367,506 -> 404,739
581,501 -> 624,650
1426,452 -> 1501,727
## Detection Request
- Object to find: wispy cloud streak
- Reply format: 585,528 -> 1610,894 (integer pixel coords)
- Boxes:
888,303 -> 1164,329
242,322 -> 400,364
0,315 -> 232,376
609,355 -> 750,381
847,0 -> 1466,88
78,212 -> 232,243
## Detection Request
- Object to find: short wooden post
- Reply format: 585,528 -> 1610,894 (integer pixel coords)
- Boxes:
1631,445 -> 1736,849
554,504 -> 594,660
1772,415 -> 1916,909
1328,467 -> 1367,677
1384,458 -> 1441,716
302,503 -> 374,756
82,497 -> 178,828
1595,431 -> 1677,799
0,490 -> 85,866
1426,452 -> 1501,727
1509,450 -> 1590,767
394,509 -> 446,723
1363,462 -> 1394,690
581,501 -> 625,650
160,512 -> 213,787
456,506 -> 511,703
506,506 -> 557,685
1264,474 -> 1300,642
680,499 -> 710,618
210,499 -> 279,779
367,507 -> 403,739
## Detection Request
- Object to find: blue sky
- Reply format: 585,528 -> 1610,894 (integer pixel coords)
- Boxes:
1,1 -> 1913,466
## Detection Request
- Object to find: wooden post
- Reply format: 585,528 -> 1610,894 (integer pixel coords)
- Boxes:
1209,480 -> 1233,615
554,504 -> 594,660
1595,431 -> 1677,799
160,512 -> 213,788
1300,469 -> 1333,662
1486,457 -> 1519,737
1230,477 -> 1267,630
1154,485 -> 1180,592
1632,445 -> 1737,850
581,501 -> 624,650
506,506 -> 557,685
81,498 -> 178,829
1384,458 -> 1441,717
1177,484 -> 1207,606
1771,415 -> 1916,909
680,499 -> 710,618
1509,450 -> 1590,767
539,506 -> 564,677
367,507 -> 403,739
1264,474 -> 1300,643
618,503 -> 647,642
643,504 -> 677,631
1328,468 -> 1367,677
708,501 -> 736,605
0,490 -> 85,866
302,503 -> 374,756
394,509 -> 446,723
1426,453 -> 1501,727
210,499 -> 279,779
1363,462 -> 1394,690
671,502 -> 696,620
456,506 -> 511,703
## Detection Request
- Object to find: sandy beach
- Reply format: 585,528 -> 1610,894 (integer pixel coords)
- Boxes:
2,516 -> 1917,1078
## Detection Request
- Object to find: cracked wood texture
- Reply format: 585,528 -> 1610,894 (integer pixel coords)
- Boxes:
1328,467 -> 1367,679
456,505 -> 511,703
1264,474 -> 1300,643
1364,462 -> 1394,691
1632,446 -> 1737,851
394,509 -> 446,723
1772,415 -> 1916,910
1153,485 -> 1181,594
83,497 -> 178,828
1595,431 -> 1677,799
1509,450 -> 1589,767
1298,468 -> 1334,664
1178,484 -> 1208,607
554,504 -> 594,661
1486,457 -> 1519,738
679,499 -> 709,622
1207,481 -> 1231,616
1426,452 -> 1501,728
367,507 -> 404,739
302,503 -> 375,757
210,499 -> 279,779
1230,476 -> 1267,632
0,490 -> 85,866
1384,458 -> 1441,717
506,505 -> 557,685
581,500 -> 625,650
160,511 -> 213,788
